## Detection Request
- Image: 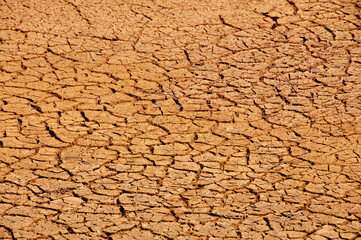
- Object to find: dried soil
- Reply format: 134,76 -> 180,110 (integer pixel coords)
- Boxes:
1,0 -> 361,239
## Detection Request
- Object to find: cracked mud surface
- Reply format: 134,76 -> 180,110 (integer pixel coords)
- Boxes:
1,0 -> 361,239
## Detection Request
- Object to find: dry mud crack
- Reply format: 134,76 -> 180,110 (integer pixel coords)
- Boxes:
1,0 -> 361,239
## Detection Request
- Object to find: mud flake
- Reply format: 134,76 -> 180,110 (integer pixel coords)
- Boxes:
153,143 -> 191,156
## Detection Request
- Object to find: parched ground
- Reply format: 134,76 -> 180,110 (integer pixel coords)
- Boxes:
0,0 -> 361,239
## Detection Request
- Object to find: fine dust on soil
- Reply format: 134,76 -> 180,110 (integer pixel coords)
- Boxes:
0,0 -> 361,239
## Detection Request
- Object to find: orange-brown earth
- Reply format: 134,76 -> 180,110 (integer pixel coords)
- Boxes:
1,0 -> 361,239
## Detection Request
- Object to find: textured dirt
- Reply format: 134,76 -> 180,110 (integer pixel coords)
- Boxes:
1,0 -> 361,239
